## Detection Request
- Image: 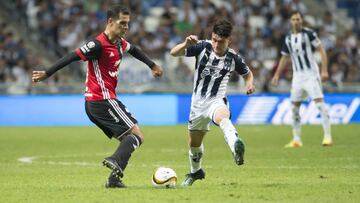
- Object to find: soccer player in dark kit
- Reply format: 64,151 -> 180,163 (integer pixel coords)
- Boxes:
32,5 -> 163,188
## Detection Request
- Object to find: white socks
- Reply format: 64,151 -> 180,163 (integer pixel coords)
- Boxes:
291,102 -> 332,141
189,144 -> 204,173
291,104 -> 301,142
188,118 -> 239,173
219,118 -> 239,154
316,102 -> 332,139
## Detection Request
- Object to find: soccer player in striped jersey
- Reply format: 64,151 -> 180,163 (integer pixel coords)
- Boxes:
32,5 -> 163,188
271,11 -> 332,148
170,19 -> 255,186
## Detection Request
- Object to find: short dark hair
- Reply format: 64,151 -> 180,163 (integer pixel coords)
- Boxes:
212,19 -> 233,38
107,5 -> 130,20
290,10 -> 303,19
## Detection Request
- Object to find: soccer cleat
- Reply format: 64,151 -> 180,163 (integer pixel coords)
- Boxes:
181,169 -> 205,187
103,157 -> 123,178
234,138 -> 245,165
284,140 -> 303,148
322,138 -> 333,146
105,173 -> 127,188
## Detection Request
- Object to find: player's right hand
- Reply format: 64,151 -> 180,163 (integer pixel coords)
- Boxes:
32,70 -> 48,82
185,35 -> 198,47
271,75 -> 279,86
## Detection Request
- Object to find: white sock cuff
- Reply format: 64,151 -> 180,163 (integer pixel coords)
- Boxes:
190,144 -> 204,154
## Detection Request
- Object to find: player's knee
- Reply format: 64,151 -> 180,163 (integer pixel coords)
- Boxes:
130,125 -> 144,143
135,133 -> 144,143
216,114 -> 230,125
314,98 -> 324,103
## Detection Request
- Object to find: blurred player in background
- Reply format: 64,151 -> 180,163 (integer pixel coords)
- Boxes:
32,5 -> 163,188
170,19 -> 255,186
271,11 -> 332,148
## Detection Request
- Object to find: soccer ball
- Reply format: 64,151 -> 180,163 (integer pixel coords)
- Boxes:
151,167 -> 177,188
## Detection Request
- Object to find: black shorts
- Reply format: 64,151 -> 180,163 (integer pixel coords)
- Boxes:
85,99 -> 138,139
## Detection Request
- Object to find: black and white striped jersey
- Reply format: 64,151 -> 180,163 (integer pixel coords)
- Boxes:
185,40 -> 250,102
281,27 -> 321,81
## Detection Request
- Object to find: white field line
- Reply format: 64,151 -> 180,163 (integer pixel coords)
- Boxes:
16,155 -> 191,168
17,156 -> 37,164
16,153 -> 359,169
16,156 -> 359,169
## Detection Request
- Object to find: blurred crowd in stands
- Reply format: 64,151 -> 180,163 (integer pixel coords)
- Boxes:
0,21 -> 43,94
0,0 -> 359,94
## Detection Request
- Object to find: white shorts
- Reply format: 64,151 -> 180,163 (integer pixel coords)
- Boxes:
188,98 -> 229,131
291,78 -> 324,102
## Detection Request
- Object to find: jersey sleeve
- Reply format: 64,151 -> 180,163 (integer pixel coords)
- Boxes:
75,40 -> 102,61
185,40 -> 206,57
234,54 -> 250,76
281,38 -> 290,56
307,30 -> 321,48
127,44 -> 156,69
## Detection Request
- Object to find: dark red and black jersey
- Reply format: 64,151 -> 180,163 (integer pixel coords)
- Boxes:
75,33 -> 130,101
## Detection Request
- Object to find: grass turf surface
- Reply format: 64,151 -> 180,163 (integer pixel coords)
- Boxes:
0,125 -> 359,203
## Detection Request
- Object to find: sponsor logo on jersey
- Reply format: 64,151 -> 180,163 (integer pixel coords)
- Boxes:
108,70 -> 118,78
200,67 -> 221,79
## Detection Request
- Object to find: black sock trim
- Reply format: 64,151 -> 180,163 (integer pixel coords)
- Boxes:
131,134 -> 143,146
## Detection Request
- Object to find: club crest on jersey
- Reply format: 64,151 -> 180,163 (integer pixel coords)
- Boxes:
224,60 -> 231,70
87,41 -> 95,48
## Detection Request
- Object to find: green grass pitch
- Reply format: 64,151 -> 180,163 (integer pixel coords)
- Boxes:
0,125 -> 359,202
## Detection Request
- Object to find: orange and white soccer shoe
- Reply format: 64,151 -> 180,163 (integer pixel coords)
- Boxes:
322,138 -> 333,146
284,140 -> 303,148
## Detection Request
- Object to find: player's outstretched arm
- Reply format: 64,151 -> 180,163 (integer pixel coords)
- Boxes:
32,52 -> 80,82
170,35 -> 198,57
243,71 -> 255,95
271,55 -> 291,86
128,45 -> 163,78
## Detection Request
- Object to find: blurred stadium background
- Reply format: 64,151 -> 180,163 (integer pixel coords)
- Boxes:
0,0 -> 359,126
0,0 -> 359,94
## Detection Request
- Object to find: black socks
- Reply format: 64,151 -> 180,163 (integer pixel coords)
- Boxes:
111,134 -> 142,173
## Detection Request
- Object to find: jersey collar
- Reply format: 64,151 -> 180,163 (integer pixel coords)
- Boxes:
103,32 -> 120,44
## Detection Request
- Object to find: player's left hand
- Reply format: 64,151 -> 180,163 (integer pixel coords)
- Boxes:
32,70 -> 48,82
245,83 -> 255,95
321,71 -> 329,81
151,65 -> 163,78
